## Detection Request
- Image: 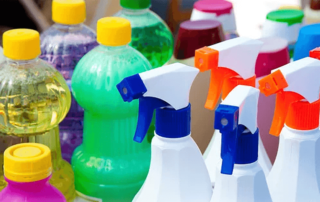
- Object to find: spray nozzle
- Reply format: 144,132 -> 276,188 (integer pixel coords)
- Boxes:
117,63 -> 199,143
215,85 -> 259,175
194,37 -> 263,110
259,57 -> 320,136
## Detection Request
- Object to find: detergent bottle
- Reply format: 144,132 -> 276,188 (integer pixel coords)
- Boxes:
304,0 -> 320,24
211,85 -> 272,202
194,37 -> 271,187
115,0 -> 173,68
0,143 -> 66,202
40,0 -> 98,163
117,63 -> 213,202
0,29 -> 74,201
259,57 -> 320,202
71,17 -> 152,202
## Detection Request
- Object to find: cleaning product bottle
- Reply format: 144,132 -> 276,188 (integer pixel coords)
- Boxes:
117,63 -> 212,202
71,17 -> 152,202
115,0 -> 173,69
190,0 -> 238,39
259,57 -> 320,202
170,19 -> 225,153
304,0 -> 320,24
194,37 -> 271,187
211,85 -> 272,202
261,9 -> 304,58
255,37 -> 290,164
0,143 -> 66,202
0,29 -> 74,201
40,0 -> 98,163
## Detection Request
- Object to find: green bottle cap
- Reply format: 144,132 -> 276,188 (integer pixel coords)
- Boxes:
266,9 -> 304,26
120,0 -> 151,9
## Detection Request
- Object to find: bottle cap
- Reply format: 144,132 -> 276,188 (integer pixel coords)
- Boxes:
120,0 -> 151,9
311,0 -> 320,10
97,17 -> 131,46
193,0 -> 233,16
255,37 -> 290,78
174,20 -> 224,60
52,0 -> 86,25
293,24 -> 320,61
278,5 -> 301,10
3,29 -> 40,60
4,143 -> 52,183
266,9 -> 304,26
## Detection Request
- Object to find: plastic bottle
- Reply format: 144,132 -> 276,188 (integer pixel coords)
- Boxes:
40,0 -> 98,163
259,56 -> 320,202
0,143 -> 66,202
304,0 -> 320,24
115,0 -> 173,69
190,0 -> 238,39
262,9 -> 304,58
71,17 -> 152,202
255,37 -> 290,164
293,23 -> 320,61
117,63 -> 212,202
211,85 -> 272,202
0,29 -> 74,201
0,47 -> 4,63
170,19 -> 225,153
194,37 -> 271,187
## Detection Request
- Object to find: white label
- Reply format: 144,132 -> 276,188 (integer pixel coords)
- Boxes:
74,191 -> 103,202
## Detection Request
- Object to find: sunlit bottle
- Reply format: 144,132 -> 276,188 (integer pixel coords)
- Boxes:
0,29 -> 75,201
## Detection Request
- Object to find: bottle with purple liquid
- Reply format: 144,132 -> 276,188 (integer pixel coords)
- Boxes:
40,0 -> 98,162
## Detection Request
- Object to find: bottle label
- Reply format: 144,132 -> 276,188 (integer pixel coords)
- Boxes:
75,191 -> 103,202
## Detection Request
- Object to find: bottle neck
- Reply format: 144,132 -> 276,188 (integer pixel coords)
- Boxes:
99,44 -> 128,51
5,57 -> 39,66
6,176 -> 51,192
53,23 -> 83,32
121,8 -> 149,15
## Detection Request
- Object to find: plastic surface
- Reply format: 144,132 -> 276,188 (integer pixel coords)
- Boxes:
120,0 -> 151,9
133,134 -> 212,202
116,9 -> 173,69
190,0 -> 237,35
52,0 -> 86,25
97,17 -> 131,46
0,47 -> 4,63
4,143 -> 51,183
71,44 -> 152,201
0,176 -> 66,202
40,23 -> 97,163
117,63 -> 199,143
266,9 -> 304,25
212,162 -> 272,202
3,29 -> 40,60
304,0 -> 320,24
293,23 -> 320,61
267,127 -> 320,202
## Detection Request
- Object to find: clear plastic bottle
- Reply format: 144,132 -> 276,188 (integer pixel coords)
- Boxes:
115,0 -> 173,69
40,0 -> 98,163
0,29 -> 74,201
71,17 -> 152,202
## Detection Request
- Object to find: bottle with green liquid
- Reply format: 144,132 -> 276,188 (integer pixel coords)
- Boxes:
0,29 -> 75,201
115,0 -> 174,69
71,17 -> 152,202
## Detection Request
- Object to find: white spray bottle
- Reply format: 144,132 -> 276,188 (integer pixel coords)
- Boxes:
211,85 -> 272,202
259,57 -> 320,202
194,37 -> 271,187
117,63 -> 213,202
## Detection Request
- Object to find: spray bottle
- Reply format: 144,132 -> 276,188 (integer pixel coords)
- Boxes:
117,63 -> 212,202
211,85 -> 272,202
259,57 -> 320,202
194,37 -> 271,186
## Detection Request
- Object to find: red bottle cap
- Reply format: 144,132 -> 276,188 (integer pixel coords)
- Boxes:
255,37 -> 290,78
174,20 -> 225,60
193,0 -> 233,16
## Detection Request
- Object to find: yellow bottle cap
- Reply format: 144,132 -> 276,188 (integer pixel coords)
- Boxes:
97,17 -> 131,46
279,5 -> 301,10
4,143 -> 52,183
52,0 -> 86,25
3,29 -> 40,60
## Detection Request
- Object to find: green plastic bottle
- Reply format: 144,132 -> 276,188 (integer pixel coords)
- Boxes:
71,17 -> 152,202
115,0 -> 174,69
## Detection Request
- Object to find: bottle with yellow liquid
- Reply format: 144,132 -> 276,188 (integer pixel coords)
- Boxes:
0,29 -> 75,201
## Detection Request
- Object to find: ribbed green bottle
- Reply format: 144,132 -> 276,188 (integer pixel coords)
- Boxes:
71,17 -> 152,202
115,0 -> 174,69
